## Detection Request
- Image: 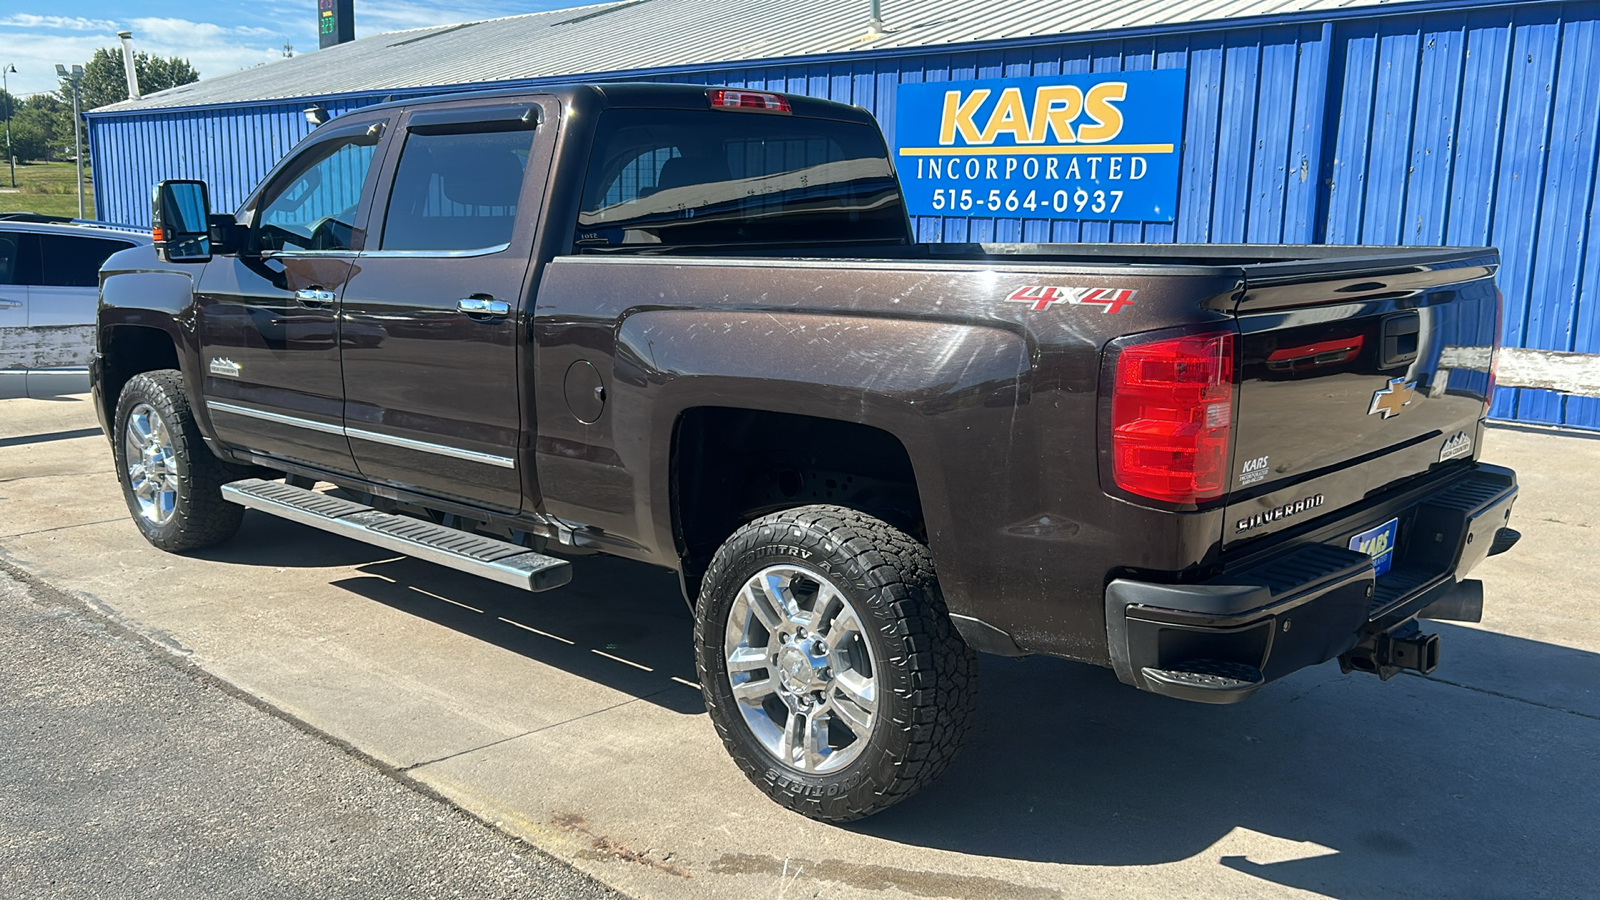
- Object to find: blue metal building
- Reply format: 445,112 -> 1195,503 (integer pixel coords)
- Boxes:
86,0 -> 1600,428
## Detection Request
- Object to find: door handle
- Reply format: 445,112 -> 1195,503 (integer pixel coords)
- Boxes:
294,288 -> 336,307
457,297 -> 510,317
0,299 -> 22,309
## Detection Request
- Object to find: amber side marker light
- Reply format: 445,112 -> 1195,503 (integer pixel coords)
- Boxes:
708,89 -> 792,113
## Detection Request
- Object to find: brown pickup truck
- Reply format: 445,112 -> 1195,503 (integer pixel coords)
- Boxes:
93,83 -> 1518,822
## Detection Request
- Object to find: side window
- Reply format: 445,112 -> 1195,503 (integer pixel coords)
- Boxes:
0,231 -> 18,285
255,132 -> 380,253
36,234 -> 135,287
380,129 -> 532,252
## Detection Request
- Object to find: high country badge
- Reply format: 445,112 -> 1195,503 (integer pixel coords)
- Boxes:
1439,431 -> 1473,462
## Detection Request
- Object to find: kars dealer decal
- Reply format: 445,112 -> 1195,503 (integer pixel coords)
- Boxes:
1006,285 -> 1137,313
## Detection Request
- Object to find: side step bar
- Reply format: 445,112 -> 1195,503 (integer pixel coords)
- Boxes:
221,478 -> 571,592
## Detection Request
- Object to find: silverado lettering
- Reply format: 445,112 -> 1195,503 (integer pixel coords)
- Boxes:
1236,494 -> 1326,533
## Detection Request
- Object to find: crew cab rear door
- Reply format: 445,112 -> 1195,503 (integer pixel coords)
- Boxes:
1223,251 -> 1500,549
338,98 -> 557,513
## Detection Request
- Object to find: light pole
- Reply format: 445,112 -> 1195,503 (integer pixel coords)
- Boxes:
3,64 -> 15,189
54,64 -> 84,219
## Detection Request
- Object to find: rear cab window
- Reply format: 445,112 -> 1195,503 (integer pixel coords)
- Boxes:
574,108 -> 909,252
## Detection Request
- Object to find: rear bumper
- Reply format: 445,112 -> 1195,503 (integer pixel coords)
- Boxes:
1105,463 -> 1517,704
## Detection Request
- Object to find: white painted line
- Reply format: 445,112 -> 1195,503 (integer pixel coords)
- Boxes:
591,649 -> 652,672
410,586 -> 483,613
496,616 -> 575,644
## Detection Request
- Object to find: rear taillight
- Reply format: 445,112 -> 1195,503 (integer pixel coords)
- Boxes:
708,89 -> 792,113
1110,329 -> 1236,505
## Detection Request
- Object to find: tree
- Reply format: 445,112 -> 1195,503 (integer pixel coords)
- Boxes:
10,95 -> 70,162
64,48 -> 201,112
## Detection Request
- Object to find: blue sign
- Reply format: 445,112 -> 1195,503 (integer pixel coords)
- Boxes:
893,70 -> 1186,222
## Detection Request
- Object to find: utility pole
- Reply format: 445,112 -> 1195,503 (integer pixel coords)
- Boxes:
3,64 -> 15,189
55,63 -> 84,219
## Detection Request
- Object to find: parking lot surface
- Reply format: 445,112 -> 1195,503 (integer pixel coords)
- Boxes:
2,395 -> 1597,899
0,565 -> 615,900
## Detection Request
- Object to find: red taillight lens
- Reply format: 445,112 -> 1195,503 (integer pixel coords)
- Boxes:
1110,329 -> 1236,505
708,89 -> 792,113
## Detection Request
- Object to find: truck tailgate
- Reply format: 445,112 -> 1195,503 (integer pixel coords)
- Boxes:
1224,251 -> 1500,548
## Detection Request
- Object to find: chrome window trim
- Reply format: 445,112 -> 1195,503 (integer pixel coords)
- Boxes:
261,250 -> 360,260
206,401 -> 515,469
360,243 -> 512,259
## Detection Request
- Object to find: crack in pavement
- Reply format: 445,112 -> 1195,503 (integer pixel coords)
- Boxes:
1410,670 -> 1600,722
0,517 -> 127,539
0,470 -> 111,485
402,687 -> 680,774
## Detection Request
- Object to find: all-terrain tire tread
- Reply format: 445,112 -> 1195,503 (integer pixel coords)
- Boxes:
694,504 -> 978,822
113,369 -> 246,552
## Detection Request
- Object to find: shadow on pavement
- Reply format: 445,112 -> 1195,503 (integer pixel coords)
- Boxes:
854,629 -> 1599,897
207,514 -> 1597,897
333,552 -> 704,715
192,513 -> 403,569
0,427 -> 104,449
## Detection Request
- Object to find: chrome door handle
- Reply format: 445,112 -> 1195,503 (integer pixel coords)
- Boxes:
457,297 -> 510,317
0,299 -> 22,309
294,288 -> 336,306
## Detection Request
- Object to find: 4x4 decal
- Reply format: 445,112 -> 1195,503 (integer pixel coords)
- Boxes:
1006,285 -> 1137,313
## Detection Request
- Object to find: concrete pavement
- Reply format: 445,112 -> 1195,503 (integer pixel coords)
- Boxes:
1,394 -> 1596,899
0,560 -> 616,900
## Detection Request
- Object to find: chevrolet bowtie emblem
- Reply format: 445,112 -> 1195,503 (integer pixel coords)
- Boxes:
1368,377 -> 1417,418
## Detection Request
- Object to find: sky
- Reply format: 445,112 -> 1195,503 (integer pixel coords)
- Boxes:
0,1 -> 597,98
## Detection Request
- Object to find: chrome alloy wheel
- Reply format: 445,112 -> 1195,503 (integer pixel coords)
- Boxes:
124,402 -> 179,526
723,564 -> 879,773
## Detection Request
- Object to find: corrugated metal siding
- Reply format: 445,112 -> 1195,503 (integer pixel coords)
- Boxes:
95,0 -> 1426,114
88,0 -> 1600,429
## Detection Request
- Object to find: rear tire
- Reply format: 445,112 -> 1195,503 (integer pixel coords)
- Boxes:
113,369 -> 246,552
695,505 -> 977,822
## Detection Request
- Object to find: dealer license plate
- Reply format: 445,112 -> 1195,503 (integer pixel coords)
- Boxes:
1349,517 -> 1400,577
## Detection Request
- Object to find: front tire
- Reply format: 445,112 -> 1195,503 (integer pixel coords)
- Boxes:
695,505 -> 977,822
113,369 -> 245,552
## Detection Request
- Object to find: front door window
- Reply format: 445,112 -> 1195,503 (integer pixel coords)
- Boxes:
256,136 -> 379,253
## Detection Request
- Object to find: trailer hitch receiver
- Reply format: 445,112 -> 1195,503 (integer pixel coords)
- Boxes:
1339,621 -> 1439,681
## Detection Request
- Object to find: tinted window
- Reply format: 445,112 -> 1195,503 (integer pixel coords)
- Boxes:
256,132 -> 380,253
575,109 -> 908,252
381,129 -> 532,251
0,231 -> 18,285
33,234 -> 135,287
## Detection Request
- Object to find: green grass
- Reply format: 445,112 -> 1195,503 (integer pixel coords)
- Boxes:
0,161 -> 95,219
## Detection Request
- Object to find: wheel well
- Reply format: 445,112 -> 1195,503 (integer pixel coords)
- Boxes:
673,407 -> 924,601
100,325 -> 180,422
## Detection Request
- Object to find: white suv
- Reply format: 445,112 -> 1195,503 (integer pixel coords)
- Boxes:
0,215 -> 149,398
